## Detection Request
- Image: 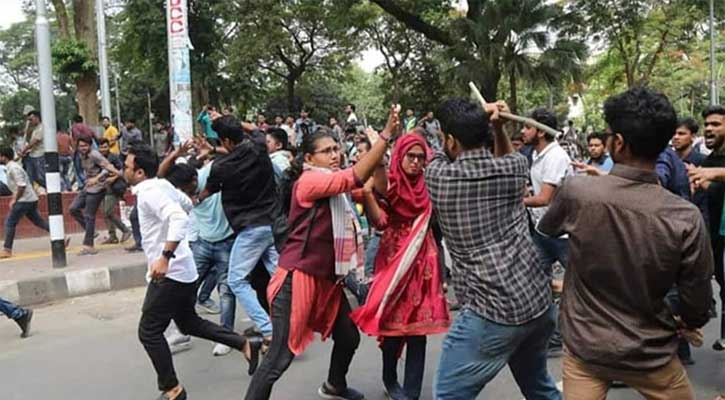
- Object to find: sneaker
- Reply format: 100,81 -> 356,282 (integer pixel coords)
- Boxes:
713,339 -> 725,351
78,247 -> 99,256
156,387 -> 187,400
125,244 -> 143,253
318,382 -> 365,400
167,332 -> 192,346
120,231 -> 132,243
16,309 -> 33,338
0,248 -> 12,259
167,334 -> 192,355
546,342 -> 563,358
383,382 -> 410,400
101,237 -> 119,245
212,343 -> 232,356
197,299 -> 221,314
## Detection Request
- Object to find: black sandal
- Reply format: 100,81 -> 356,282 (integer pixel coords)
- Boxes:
244,336 -> 263,375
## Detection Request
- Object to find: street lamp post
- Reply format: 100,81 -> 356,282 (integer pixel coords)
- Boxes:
35,0 -> 66,268
96,0 -> 112,119
710,0 -> 719,105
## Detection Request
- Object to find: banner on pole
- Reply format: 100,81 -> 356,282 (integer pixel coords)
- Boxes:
166,0 -> 193,144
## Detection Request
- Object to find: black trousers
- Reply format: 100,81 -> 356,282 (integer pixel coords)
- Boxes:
138,278 -> 247,391
381,336 -> 427,400
244,272 -> 361,400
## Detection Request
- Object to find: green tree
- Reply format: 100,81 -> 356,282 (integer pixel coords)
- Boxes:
227,0 -> 366,112
572,0 -> 705,88
49,0 -> 100,124
366,0 -> 587,112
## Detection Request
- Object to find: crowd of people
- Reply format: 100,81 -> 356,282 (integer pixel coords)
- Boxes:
3,88 -> 725,400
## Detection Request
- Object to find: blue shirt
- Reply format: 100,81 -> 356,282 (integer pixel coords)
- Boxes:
192,163 -> 234,242
196,111 -> 219,140
683,149 -> 707,167
587,154 -> 614,172
656,147 -> 690,201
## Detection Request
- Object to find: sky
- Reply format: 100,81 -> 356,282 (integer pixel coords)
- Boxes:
0,1 -> 25,30
0,1 -> 385,72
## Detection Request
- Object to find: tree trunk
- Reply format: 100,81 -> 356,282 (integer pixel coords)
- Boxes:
286,77 -> 297,112
509,72 -> 518,114
192,78 -> 209,120
50,0 -> 71,38
72,0 -> 100,125
478,71 -> 500,105
391,71 -> 400,103
75,72 -> 99,127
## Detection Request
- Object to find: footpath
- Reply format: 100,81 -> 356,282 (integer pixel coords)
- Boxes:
0,232 -> 147,306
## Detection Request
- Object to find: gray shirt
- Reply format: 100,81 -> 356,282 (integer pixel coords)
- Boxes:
28,125 -> 45,158
6,161 -> 38,202
121,126 -> 143,154
81,150 -> 112,194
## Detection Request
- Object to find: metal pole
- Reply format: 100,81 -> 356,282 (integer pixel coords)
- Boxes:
96,0 -> 112,118
147,91 -> 153,147
35,0 -> 66,268
113,70 -> 122,128
710,0 -> 718,105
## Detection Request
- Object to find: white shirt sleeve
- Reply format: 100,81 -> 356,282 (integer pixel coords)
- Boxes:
157,191 -> 190,243
541,150 -> 572,187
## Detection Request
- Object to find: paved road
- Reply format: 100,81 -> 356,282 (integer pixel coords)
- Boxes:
2,287 -> 724,400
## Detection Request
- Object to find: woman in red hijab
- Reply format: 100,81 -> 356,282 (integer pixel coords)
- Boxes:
350,132 -> 450,400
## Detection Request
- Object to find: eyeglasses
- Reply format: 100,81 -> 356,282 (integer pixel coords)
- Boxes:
313,145 -> 341,156
405,152 -> 426,163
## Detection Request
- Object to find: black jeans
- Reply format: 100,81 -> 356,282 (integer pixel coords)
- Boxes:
381,336 -> 426,400
244,272 -> 361,400
69,190 -> 106,246
3,201 -> 49,250
138,278 -> 247,392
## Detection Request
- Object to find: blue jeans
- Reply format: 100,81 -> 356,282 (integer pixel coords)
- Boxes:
364,233 -> 381,277
228,225 -> 278,337
434,306 -> 561,400
69,190 -> 106,246
191,236 -> 236,330
0,297 -> 25,320
532,230 -> 569,269
26,156 -> 46,188
4,201 -> 49,250
59,155 -> 73,191
73,152 -> 86,189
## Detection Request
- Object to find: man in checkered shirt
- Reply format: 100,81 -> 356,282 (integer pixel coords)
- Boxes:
425,97 -> 560,400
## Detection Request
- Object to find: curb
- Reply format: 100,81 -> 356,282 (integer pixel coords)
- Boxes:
0,263 -> 147,307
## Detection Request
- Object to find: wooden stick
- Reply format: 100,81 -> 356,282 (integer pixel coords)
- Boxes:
468,82 -> 561,138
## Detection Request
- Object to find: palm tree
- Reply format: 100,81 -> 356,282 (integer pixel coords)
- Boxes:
441,0 -> 587,112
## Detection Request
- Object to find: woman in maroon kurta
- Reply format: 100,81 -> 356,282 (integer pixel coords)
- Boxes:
350,133 -> 450,400
245,109 -> 399,400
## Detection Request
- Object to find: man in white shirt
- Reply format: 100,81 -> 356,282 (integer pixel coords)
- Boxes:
125,145 -> 261,400
522,108 -> 572,356
345,103 -> 358,126
0,146 -> 50,259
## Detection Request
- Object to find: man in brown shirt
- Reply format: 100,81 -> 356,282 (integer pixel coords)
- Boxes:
56,129 -> 73,191
538,87 -> 712,400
